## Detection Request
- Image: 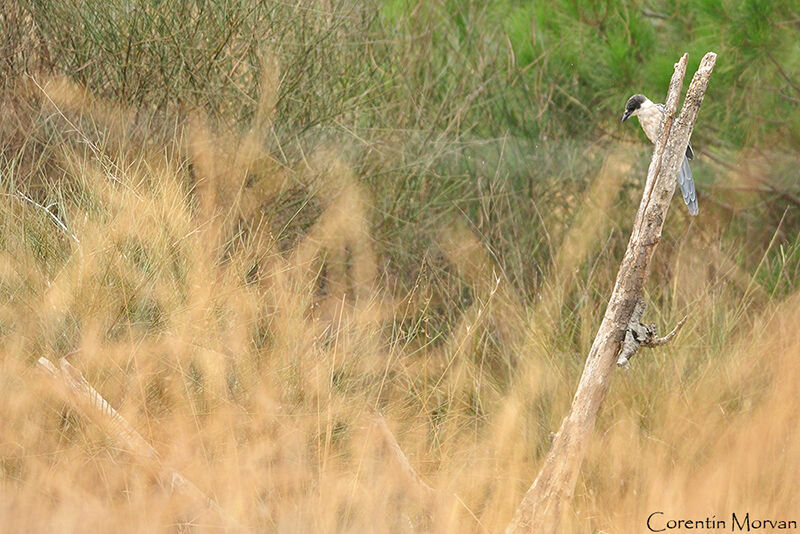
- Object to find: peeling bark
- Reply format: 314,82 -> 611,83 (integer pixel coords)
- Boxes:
616,298 -> 688,369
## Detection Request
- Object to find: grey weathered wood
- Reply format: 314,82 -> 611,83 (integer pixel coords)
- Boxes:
505,52 -> 717,534
616,299 -> 688,369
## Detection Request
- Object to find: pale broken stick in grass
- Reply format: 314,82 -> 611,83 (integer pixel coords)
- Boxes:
366,408 -> 437,502
365,409 -> 489,534
17,191 -> 80,244
36,357 -> 245,532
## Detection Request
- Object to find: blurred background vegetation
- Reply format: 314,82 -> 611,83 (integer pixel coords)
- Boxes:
7,0 -> 800,144
2,0 -> 800,532
4,0 -> 799,290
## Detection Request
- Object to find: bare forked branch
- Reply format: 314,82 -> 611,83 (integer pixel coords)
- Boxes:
505,52 -> 717,534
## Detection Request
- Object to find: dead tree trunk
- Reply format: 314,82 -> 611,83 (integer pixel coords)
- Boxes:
505,52 -> 717,534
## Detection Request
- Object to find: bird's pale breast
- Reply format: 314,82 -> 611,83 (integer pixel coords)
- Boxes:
637,105 -> 662,144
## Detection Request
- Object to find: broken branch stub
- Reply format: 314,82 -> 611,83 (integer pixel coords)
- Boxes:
505,52 -> 716,534
616,299 -> 689,369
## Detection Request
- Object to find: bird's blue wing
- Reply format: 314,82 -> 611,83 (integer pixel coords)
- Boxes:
678,155 -> 699,216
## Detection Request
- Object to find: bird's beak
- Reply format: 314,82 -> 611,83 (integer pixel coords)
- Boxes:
621,110 -> 631,123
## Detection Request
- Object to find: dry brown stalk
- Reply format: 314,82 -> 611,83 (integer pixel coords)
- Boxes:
505,52 -> 717,533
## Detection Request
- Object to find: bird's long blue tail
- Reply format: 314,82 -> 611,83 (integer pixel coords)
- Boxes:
678,155 -> 698,216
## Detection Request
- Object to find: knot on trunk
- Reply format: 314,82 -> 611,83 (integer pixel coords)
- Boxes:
617,298 -> 688,369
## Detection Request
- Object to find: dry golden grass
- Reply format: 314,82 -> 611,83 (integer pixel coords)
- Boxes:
1,73 -> 798,534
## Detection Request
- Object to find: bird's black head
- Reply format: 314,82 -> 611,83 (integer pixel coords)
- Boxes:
622,94 -> 646,122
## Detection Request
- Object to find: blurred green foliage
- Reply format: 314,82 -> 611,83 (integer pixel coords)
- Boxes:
381,0 -> 800,147
7,0 -> 798,147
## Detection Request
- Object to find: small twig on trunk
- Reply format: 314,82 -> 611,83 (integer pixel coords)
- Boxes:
616,298 -> 688,369
647,315 -> 689,346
